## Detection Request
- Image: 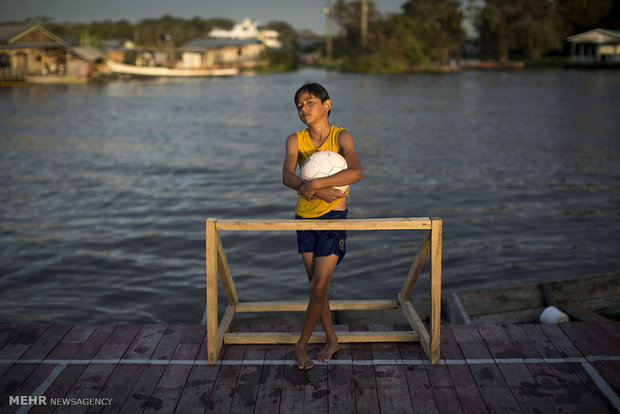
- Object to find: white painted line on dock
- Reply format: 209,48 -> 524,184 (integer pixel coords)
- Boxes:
15,362 -> 67,414
2,355 -> 619,408
2,356 -> 619,366
581,360 -> 620,412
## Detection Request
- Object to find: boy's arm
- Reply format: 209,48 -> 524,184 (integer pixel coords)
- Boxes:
299,130 -> 363,199
282,133 -> 302,191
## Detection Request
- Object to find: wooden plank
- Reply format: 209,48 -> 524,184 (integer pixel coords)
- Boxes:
46,325 -> 97,360
477,387 -> 522,413
143,364 -> 195,414
592,360 -> 620,394
502,324 -> 543,359
215,217 -> 432,231
528,361 -> 610,413
94,324 -> 141,360
143,325 -> 206,413
399,230 -> 431,301
29,364 -> 89,414
537,323 -> 582,358
560,302 -> 611,322
254,326 -> 286,414
217,305 -> 235,351
150,324 -> 186,360
0,363 -> 56,412
224,330 -> 418,344
174,365 -> 220,413
439,328 -> 489,414
476,324 -> 521,359
122,324 -> 167,360
399,298 -> 430,358
20,325 -> 72,360
565,361 -> 618,411
206,338 -> 246,412
304,364 -> 329,413
279,326 -> 306,414
375,363 -> 415,413
117,365 -> 167,413
369,323 -> 413,413
425,364 -> 463,413
96,363 -> 146,414
448,292 -> 472,325
206,218 -> 219,364
235,299 -> 398,313
450,325 -> 492,360
228,334 -> 266,414
0,364 -> 39,406
429,217 -> 442,365
402,364 -> 439,413
217,232 -> 238,306
73,324 -> 116,360
446,365 -> 490,414
0,325 -> 19,350
349,325 -> 380,414
328,326 -> 355,414
0,325 -> 48,360
54,325 -> 138,412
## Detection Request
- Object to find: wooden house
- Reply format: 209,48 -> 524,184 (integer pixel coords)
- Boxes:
566,28 -> 620,64
0,24 -> 107,83
180,38 -> 266,69
0,24 -> 66,81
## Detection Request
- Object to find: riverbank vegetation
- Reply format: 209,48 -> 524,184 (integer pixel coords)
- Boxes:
2,0 -> 618,73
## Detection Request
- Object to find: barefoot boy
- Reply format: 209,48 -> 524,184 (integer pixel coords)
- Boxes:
282,83 -> 363,369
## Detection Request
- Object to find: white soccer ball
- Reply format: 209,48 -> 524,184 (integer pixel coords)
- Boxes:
301,150 -> 349,193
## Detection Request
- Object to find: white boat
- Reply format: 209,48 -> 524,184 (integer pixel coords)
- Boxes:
106,60 -> 239,77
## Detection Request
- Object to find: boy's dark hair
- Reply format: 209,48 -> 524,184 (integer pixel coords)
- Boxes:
294,82 -> 331,115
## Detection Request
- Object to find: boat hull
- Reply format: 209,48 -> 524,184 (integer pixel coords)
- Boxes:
107,61 -> 239,77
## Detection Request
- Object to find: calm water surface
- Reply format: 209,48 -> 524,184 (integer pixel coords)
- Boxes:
1,68 -> 619,323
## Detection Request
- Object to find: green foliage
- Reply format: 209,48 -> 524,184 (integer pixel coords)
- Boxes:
260,48 -> 299,72
476,0 -> 567,61
557,0 -> 614,32
333,0 -> 459,72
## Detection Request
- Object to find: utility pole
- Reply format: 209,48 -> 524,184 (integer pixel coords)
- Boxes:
323,2 -> 333,66
361,0 -> 368,49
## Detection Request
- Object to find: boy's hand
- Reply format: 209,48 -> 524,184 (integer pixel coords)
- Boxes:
298,181 -> 346,202
298,180 -> 317,200
315,187 -> 347,203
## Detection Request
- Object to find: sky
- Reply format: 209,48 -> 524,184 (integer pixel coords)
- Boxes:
0,0 -> 409,34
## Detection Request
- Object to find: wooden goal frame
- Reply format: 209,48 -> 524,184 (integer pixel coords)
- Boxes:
205,217 -> 442,364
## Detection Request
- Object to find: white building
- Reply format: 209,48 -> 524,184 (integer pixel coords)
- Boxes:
209,18 -> 281,48
566,29 -> 620,64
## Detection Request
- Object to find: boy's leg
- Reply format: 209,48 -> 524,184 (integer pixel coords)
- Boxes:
301,253 -> 340,354
296,253 -> 340,369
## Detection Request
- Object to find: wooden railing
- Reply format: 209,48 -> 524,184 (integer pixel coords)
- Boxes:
205,217 -> 442,364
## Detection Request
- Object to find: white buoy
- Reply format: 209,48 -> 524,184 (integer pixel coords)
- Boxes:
539,306 -> 570,324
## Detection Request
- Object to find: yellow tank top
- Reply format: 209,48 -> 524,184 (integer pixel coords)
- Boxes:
296,125 -> 349,218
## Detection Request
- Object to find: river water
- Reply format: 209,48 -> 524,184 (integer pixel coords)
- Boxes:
1,68 -> 619,324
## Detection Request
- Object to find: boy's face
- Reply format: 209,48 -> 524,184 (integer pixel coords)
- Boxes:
296,92 -> 331,125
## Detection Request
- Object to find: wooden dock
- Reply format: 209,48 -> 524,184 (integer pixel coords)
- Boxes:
1,322 -> 619,413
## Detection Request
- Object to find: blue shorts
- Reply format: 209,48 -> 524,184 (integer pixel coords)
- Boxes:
295,209 -> 348,265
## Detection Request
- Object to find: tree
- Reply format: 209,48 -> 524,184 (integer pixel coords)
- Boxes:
476,0 -> 564,61
556,0 -> 613,33
400,0 -> 465,62
332,0 -> 382,49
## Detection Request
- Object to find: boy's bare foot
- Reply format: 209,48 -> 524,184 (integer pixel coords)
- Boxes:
316,341 -> 339,362
295,344 -> 314,370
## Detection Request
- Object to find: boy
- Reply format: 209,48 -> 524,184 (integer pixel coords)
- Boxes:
282,83 -> 363,370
